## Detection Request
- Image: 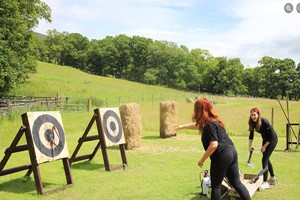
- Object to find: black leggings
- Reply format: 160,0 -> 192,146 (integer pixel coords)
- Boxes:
210,146 -> 251,200
262,138 -> 278,182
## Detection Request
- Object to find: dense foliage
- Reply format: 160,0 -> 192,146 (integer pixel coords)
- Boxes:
34,30 -> 300,100
0,0 -> 51,96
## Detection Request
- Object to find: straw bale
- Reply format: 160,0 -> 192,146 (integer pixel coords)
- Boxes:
119,103 -> 142,150
160,101 -> 178,138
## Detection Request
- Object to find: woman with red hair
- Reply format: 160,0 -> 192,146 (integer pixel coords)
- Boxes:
176,98 -> 250,200
248,107 -> 278,189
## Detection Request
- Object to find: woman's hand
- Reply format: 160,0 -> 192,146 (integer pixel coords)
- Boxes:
174,125 -> 181,131
261,142 -> 269,153
198,159 -> 204,168
261,146 -> 266,153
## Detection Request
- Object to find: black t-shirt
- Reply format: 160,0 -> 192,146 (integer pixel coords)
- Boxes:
249,118 -> 277,142
201,121 -> 234,159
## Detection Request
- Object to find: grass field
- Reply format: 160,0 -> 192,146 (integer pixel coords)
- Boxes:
0,61 -> 300,200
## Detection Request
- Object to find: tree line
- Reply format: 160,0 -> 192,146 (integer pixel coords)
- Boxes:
33,30 -> 300,100
1,1 -> 299,100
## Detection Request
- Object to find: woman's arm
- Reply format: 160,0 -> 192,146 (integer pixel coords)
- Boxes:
175,123 -> 198,131
248,139 -> 253,152
261,141 -> 270,153
198,141 -> 218,167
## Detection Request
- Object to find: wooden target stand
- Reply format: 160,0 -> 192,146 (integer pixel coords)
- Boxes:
278,97 -> 300,151
0,112 -> 73,194
69,108 -> 127,171
285,122 -> 300,151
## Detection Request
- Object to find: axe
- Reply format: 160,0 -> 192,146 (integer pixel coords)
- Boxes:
249,166 -> 269,183
247,148 -> 255,168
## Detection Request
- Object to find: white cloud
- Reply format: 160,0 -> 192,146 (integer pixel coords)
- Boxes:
35,0 -> 300,67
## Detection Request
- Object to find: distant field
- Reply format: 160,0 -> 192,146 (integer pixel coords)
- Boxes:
0,61 -> 299,200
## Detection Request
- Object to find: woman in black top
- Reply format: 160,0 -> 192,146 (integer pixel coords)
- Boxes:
176,98 -> 250,200
248,107 -> 278,189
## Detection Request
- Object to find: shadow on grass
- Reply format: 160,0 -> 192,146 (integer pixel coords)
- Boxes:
70,160 -> 104,171
0,176 -> 60,194
185,192 -> 210,200
142,135 -> 161,140
186,186 -> 230,200
189,192 -> 202,200
274,149 -> 299,153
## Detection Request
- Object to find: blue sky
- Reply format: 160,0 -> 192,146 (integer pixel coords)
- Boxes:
34,0 -> 300,68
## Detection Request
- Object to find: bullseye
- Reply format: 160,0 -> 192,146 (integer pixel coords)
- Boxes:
102,110 -> 122,143
99,108 -> 125,147
25,112 -> 69,163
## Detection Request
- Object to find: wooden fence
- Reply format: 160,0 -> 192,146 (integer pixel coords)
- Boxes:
0,96 -> 89,115
0,92 -> 201,116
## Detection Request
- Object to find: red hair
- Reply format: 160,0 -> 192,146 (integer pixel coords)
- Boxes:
248,107 -> 262,131
250,107 -> 260,115
192,98 -> 224,131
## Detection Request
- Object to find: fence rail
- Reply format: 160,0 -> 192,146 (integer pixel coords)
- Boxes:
0,96 -> 89,115
0,92 -> 202,116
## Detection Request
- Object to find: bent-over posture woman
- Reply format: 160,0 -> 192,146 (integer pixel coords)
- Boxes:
248,107 -> 278,189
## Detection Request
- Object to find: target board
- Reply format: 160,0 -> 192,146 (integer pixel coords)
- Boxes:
25,111 -> 69,164
98,108 -> 125,147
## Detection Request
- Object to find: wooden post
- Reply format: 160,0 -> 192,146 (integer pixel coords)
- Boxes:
271,108 -> 274,127
56,92 -> 59,106
286,123 -> 290,151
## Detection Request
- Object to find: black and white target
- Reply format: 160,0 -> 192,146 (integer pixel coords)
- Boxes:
99,108 -> 125,147
25,111 -> 69,164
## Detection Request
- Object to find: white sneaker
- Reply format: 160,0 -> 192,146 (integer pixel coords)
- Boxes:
259,181 -> 270,190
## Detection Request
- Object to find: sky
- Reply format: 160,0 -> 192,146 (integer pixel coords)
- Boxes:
34,0 -> 300,68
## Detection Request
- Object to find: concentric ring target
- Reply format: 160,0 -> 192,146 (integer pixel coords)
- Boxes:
102,110 -> 123,144
32,114 -> 65,157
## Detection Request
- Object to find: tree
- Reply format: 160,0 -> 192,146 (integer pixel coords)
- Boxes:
112,34 -> 133,79
293,63 -> 300,100
99,36 -> 119,77
129,36 -> 153,82
243,67 -> 265,97
145,41 -> 169,86
276,58 -> 298,99
87,39 -> 107,76
186,48 -> 215,92
61,32 -> 90,71
143,68 -> 159,84
203,57 -> 245,95
32,32 -> 49,62
44,29 -> 65,64
226,58 -> 247,95
0,0 -> 51,96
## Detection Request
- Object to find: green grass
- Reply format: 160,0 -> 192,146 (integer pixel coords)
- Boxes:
0,61 -> 300,200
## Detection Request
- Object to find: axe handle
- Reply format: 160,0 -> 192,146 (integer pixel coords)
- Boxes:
251,166 -> 269,183
247,148 -> 254,163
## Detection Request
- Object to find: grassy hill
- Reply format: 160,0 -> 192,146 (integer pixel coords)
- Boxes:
11,61 -> 300,137
13,61 -> 193,105
0,61 -> 299,200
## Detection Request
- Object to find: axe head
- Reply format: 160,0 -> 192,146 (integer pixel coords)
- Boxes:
247,163 -> 255,168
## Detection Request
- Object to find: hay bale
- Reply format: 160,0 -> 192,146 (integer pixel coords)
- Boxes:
160,101 -> 178,138
119,103 -> 142,150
